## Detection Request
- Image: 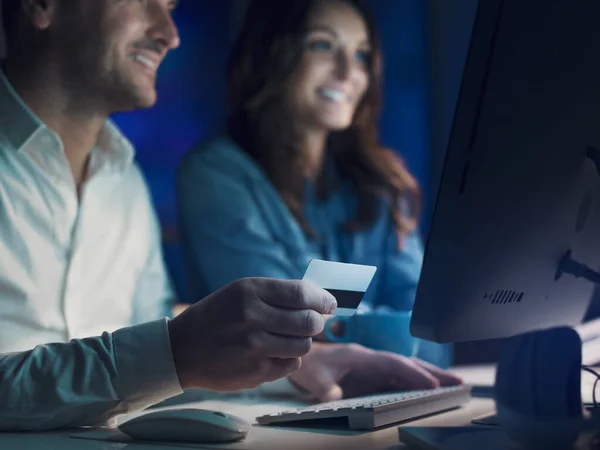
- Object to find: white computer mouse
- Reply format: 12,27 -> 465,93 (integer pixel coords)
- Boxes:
118,407 -> 251,443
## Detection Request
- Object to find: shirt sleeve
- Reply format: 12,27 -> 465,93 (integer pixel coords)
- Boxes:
176,152 -> 300,298
0,319 -> 183,431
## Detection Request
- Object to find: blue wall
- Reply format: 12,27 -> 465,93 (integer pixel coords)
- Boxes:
370,0 -> 430,227
111,0 -> 432,302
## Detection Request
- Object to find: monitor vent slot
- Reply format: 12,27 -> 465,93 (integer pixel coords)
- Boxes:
484,290 -> 524,304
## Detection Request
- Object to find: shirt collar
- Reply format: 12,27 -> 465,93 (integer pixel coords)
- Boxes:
0,69 -> 44,151
91,119 -> 136,173
0,69 -> 135,173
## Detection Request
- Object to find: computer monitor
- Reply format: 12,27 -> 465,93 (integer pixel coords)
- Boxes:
410,0 -> 600,343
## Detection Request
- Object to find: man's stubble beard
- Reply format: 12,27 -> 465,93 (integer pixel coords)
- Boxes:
62,39 -> 156,116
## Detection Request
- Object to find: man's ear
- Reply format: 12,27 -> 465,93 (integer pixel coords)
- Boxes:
22,0 -> 59,31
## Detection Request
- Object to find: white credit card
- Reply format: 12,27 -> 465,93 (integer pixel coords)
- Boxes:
302,259 -> 377,315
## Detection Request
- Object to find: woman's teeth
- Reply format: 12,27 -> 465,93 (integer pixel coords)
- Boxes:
131,54 -> 156,70
319,88 -> 345,102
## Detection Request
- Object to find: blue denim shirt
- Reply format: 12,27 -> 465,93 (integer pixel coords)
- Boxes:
177,136 -> 451,367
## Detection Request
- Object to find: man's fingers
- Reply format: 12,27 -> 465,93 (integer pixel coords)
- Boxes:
263,357 -> 302,382
259,302 -> 326,337
411,358 -> 464,386
251,332 -> 313,358
252,279 -> 337,314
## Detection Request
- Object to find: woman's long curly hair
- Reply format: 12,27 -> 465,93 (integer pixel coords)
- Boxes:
226,0 -> 421,245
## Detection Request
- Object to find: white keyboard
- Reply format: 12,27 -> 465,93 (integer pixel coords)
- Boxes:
257,385 -> 472,430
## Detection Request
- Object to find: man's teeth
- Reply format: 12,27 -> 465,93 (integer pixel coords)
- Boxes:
320,89 -> 345,102
132,54 -> 156,70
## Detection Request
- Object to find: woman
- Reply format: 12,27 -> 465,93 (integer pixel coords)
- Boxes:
177,0 -> 450,367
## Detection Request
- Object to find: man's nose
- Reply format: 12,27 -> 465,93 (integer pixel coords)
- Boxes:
148,3 -> 181,51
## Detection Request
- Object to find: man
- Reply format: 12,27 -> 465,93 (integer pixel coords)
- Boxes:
0,0 -> 460,432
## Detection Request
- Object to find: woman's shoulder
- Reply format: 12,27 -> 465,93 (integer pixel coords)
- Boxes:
178,134 -> 264,182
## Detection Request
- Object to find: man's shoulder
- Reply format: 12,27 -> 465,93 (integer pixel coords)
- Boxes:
116,161 -> 155,207
120,160 -> 145,185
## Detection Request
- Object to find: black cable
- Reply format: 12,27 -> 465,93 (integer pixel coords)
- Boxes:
554,149 -> 600,284
587,147 -> 600,179
582,365 -> 599,408
555,250 -> 600,285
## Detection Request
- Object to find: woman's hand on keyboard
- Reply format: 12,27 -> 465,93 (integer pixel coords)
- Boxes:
289,343 -> 463,402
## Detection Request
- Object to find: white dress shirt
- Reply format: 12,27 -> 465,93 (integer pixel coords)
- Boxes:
0,74 -> 174,352
0,70 -> 299,431
0,70 -> 183,429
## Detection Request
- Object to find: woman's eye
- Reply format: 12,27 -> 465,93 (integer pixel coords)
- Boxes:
355,50 -> 371,65
307,39 -> 334,52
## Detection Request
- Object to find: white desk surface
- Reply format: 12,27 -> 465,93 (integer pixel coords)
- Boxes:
0,365 -> 497,450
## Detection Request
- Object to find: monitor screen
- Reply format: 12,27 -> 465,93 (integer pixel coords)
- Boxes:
411,0 -> 600,343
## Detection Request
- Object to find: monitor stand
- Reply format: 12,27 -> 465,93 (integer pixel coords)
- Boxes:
468,327 -> 600,448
